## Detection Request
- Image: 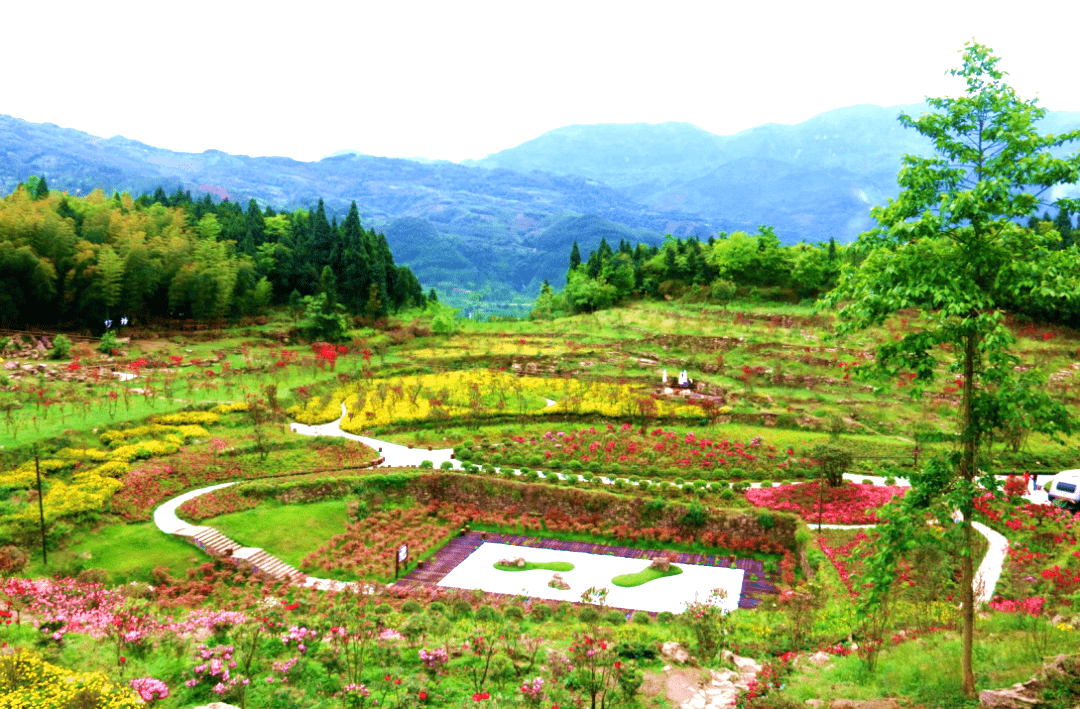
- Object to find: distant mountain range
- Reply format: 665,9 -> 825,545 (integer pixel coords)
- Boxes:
3,104 -> 1079,297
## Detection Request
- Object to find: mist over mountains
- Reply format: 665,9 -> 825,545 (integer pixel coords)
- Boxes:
3,104 -> 1078,298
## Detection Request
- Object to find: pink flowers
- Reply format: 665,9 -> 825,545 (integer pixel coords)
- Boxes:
989,596 -> 1045,615
130,677 -> 168,703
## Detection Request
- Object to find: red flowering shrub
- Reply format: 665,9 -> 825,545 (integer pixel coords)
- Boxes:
177,489 -> 260,521
746,482 -> 906,524
301,507 -> 455,579
470,426 -> 814,478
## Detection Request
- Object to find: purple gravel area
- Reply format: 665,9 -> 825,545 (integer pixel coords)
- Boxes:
396,531 -> 777,611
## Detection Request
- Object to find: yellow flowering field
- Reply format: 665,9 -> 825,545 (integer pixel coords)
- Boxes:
287,370 -> 701,431
0,649 -> 141,709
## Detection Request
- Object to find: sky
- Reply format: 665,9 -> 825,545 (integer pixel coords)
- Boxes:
6,0 -> 1080,164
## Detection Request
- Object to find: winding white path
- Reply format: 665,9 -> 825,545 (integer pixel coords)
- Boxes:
151,401 -> 1019,606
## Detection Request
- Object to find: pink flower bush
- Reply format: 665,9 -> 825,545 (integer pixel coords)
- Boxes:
130,677 -> 169,703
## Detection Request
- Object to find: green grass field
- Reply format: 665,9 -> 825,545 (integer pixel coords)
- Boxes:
25,522 -> 201,584
200,499 -> 352,570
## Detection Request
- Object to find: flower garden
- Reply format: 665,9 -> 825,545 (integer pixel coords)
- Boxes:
0,302 -> 1079,707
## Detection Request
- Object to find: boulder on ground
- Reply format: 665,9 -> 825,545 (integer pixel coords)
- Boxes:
661,642 -> 689,664
498,557 -> 526,567
548,573 -> 569,590
980,654 -> 1080,708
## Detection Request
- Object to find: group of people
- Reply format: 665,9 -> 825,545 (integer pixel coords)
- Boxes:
661,369 -> 693,389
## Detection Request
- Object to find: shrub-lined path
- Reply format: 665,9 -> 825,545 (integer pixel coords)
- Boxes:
152,402 -> 1013,604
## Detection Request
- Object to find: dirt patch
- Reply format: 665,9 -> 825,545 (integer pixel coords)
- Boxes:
641,668 -> 713,706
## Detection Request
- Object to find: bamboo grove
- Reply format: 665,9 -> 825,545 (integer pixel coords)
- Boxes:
0,177 -> 426,328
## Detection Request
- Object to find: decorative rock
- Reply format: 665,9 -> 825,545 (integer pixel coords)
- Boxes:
650,556 -> 671,572
661,642 -> 690,664
807,651 -> 832,668
548,573 -> 570,590
980,654 -> 1080,708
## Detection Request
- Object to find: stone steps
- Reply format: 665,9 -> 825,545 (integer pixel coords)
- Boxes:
174,525 -> 305,582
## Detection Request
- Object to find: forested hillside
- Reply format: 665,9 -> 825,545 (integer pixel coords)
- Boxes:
540,207 -> 1080,324
0,178 -> 424,329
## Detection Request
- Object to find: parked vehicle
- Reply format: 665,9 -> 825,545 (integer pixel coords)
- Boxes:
1046,470 -> 1080,511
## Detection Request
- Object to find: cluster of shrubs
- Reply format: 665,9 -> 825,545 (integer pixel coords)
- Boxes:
453,441 -> 820,484
394,597 -> 672,627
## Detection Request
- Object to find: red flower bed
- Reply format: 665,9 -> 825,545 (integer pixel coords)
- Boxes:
177,488 -> 260,521
974,475 -> 1080,605
746,482 -> 906,524
486,425 -> 816,477
301,507 -> 455,579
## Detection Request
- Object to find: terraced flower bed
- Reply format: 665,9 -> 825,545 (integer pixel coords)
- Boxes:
746,481 -> 907,524
459,425 -> 819,481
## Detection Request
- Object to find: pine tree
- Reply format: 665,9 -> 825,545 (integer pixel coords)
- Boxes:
338,201 -> 371,314
152,187 -> 169,206
34,175 -> 49,200
376,232 -> 399,311
568,241 -> 581,282
828,237 -> 837,261
245,198 -> 267,247
365,230 -> 389,318
308,198 -> 335,272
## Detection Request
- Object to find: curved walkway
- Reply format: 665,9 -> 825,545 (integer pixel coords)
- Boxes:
152,402 -> 1016,605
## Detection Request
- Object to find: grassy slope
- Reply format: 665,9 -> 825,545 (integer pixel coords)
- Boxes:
200,499 -> 352,570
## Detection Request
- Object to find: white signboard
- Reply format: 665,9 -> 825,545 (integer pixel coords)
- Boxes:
398,544 -> 408,563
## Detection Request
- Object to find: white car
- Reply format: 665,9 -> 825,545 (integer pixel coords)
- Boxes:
1046,470 -> 1080,511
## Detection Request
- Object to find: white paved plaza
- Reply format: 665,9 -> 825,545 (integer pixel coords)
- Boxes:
437,542 -> 744,614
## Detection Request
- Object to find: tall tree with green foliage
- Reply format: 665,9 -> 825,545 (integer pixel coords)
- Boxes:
822,41 -> 1080,696
337,201 -> 371,314
567,241 -> 581,282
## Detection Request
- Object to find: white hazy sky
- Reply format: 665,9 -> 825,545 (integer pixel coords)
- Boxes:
6,0 -> 1080,164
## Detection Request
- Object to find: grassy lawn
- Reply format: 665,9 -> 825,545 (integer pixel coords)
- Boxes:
611,564 -> 684,587
201,499 -> 351,569
493,560 -> 574,572
24,522 -> 202,584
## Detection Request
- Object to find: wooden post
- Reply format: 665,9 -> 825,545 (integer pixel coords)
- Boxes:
34,451 -> 47,565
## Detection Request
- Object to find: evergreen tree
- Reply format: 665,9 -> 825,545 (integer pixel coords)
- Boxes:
34,175 -> 49,200
585,249 -> 602,279
427,287 -> 439,303
568,241 -> 581,282
151,186 -> 170,206
365,229 -> 389,318
308,198 -> 335,272
245,198 -> 267,247
828,237 -> 837,261
171,187 -> 192,207
338,201 -> 371,314
264,204 -> 276,218
375,232 -> 398,312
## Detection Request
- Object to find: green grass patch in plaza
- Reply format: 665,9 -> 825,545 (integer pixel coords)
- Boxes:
611,564 -> 684,587
24,522 -> 201,584
200,498 -> 352,570
493,560 -> 574,572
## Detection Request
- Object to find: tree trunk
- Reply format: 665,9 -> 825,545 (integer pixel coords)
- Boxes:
960,329 -> 978,697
